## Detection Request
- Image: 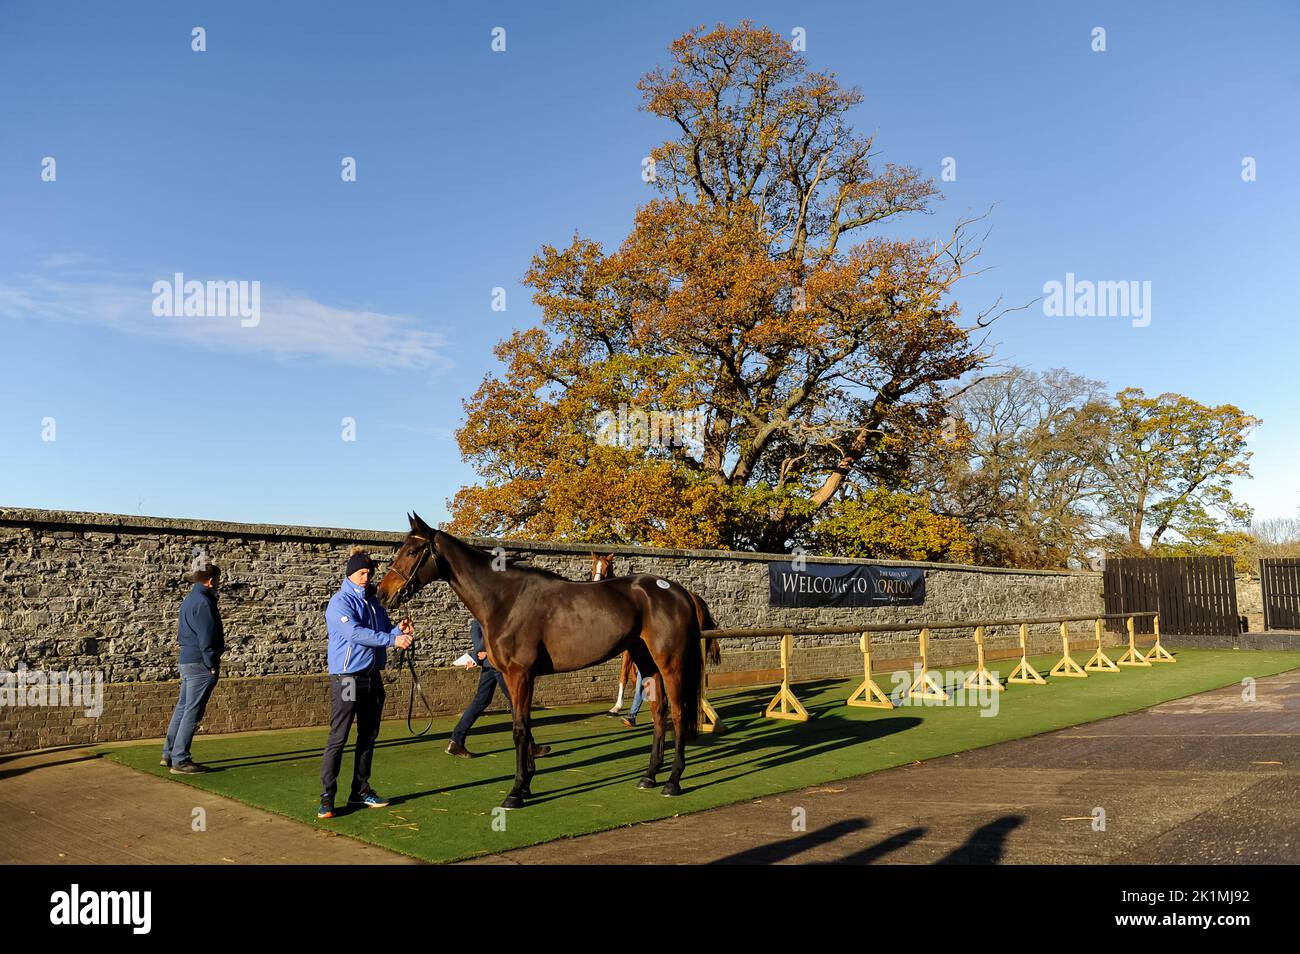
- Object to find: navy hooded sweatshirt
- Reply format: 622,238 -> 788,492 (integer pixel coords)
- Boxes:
178,583 -> 225,669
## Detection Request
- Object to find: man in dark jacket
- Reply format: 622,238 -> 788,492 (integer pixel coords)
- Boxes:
162,560 -> 225,773
446,618 -> 551,760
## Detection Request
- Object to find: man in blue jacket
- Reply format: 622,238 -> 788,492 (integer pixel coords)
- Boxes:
162,560 -> 225,774
317,547 -> 413,819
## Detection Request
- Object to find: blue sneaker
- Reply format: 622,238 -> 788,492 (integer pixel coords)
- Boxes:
348,790 -> 390,809
317,797 -> 335,819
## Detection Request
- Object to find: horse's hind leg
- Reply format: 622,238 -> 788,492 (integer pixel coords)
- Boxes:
659,662 -> 687,797
625,642 -> 663,790
502,669 -> 534,810
637,673 -> 667,790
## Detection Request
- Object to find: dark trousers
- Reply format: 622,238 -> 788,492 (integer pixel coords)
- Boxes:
319,671 -> 385,801
451,667 -> 512,746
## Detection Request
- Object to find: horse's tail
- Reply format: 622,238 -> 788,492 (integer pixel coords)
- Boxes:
678,593 -> 710,741
680,624 -> 703,742
690,591 -> 722,665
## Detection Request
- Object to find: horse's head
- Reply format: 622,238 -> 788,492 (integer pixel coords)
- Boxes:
590,552 -> 616,581
376,512 -> 445,609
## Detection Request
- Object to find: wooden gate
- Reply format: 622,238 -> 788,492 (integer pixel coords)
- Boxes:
1103,556 -> 1239,637
1260,558 -> 1300,631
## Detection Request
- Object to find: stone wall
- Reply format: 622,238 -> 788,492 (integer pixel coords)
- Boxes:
0,507 -> 1106,753
1236,576 -> 1263,633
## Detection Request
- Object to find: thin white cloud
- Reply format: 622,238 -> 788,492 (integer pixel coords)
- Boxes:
0,268 -> 452,373
40,251 -> 99,270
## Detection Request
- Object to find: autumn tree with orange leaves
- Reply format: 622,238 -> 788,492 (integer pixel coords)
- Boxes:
450,22 -> 991,555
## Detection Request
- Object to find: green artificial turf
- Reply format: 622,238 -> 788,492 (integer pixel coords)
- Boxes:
103,649 -> 1300,864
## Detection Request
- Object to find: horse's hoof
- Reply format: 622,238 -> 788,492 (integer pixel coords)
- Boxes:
637,777 -> 656,790
501,795 -> 525,810
660,782 -> 682,797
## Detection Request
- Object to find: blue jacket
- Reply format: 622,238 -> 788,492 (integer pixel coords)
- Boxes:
326,577 -> 402,675
178,583 -> 224,669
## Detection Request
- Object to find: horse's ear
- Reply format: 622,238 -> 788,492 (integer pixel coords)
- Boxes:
605,553 -> 615,561
412,512 -> 433,534
407,512 -> 416,529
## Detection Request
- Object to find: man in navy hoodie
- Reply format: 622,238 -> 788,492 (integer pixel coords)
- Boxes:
317,547 -> 413,819
162,560 -> 225,774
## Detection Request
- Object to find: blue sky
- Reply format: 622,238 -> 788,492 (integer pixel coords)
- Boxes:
2,0 -> 1297,533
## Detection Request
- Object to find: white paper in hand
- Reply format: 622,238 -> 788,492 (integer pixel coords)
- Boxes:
452,653 -> 475,668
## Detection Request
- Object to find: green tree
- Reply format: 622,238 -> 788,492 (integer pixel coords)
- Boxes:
1098,389 -> 1259,552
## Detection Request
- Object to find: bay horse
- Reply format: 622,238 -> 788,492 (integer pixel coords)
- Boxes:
590,552 -> 720,718
376,514 -> 705,809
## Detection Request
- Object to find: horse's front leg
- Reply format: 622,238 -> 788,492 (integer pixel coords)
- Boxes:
521,725 -> 538,798
502,669 -> 535,810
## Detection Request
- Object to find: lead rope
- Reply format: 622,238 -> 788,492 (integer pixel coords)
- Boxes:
374,548 -> 435,736
392,639 -> 435,737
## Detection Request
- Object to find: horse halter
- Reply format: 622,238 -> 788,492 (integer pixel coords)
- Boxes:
386,532 -> 435,607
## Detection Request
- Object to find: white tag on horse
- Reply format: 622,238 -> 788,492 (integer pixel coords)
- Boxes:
655,579 -> 670,589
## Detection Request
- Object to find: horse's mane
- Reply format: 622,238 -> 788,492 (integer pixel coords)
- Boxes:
502,560 -> 571,581
444,531 -> 607,582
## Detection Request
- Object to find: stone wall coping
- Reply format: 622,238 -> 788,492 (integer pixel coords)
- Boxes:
55,670 -> 477,689
0,506 -> 1100,578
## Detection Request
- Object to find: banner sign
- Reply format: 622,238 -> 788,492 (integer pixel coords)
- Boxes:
767,561 -> 926,608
